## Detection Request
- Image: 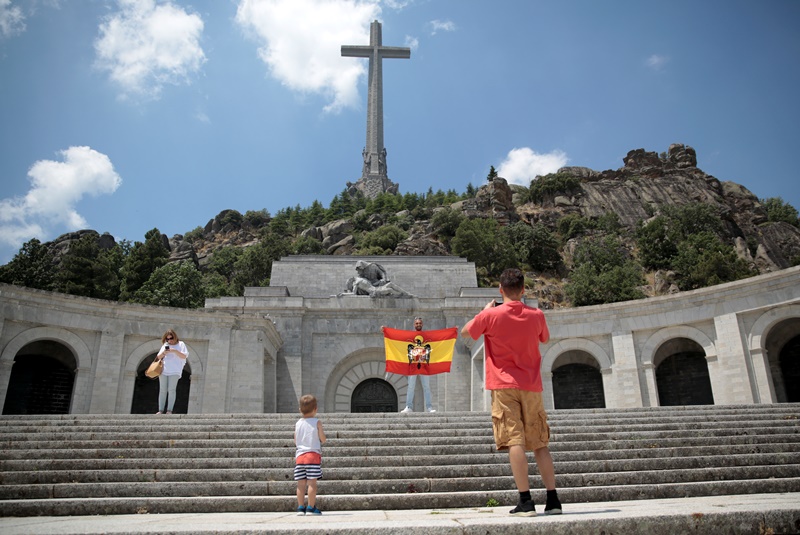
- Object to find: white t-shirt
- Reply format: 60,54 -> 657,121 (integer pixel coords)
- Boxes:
295,417 -> 322,458
160,341 -> 188,376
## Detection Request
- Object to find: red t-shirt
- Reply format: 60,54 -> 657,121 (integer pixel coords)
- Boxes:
467,300 -> 549,392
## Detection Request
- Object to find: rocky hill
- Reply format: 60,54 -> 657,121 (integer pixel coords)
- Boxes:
41,144 -> 800,308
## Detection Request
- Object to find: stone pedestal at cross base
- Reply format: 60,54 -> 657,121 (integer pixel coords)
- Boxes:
346,175 -> 399,199
342,20 -> 408,199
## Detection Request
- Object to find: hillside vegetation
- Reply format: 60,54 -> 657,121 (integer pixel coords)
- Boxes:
2,144 -> 798,309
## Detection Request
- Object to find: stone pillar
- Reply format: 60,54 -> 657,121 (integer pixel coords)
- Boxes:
542,371 -> 554,410
117,370 -> 137,413
609,331 -> 644,408
88,331 -> 125,413
0,358 -> 13,413
712,313 -> 755,404
201,329 -> 232,413
600,367 -> 613,408
749,347 -> 776,403
640,363 -> 659,407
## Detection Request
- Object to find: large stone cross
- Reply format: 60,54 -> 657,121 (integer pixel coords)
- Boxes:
342,20 -> 410,184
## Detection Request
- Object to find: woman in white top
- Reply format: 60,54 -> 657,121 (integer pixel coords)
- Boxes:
155,329 -> 188,414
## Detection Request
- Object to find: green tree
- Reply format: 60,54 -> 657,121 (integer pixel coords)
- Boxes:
525,172 -> 581,204
635,214 -> 679,270
671,232 -> 755,290
761,197 -> 799,227
201,271 -> 235,299
357,225 -> 408,254
293,235 -> 325,255
431,207 -> 465,246
244,208 -> 271,227
565,236 -> 645,306
230,230 -> 290,293
636,203 -> 724,271
206,246 -> 243,281
54,234 -> 121,300
119,228 -> 169,301
132,261 -> 205,309
504,221 -> 561,272
0,238 -> 55,290
451,218 -> 516,282
487,166 -> 498,182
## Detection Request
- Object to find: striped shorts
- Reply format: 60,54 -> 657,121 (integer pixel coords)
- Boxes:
294,463 -> 323,481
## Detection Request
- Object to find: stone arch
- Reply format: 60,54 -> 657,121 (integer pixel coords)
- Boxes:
324,347 -> 407,413
653,338 -> 713,406
542,338 -> 612,373
551,351 -> 607,410
748,304 -> 800,403
124,339 -> 201,415
641,326 -> 716,367
541,339 -> 611,410
0,326 -> 92,369
0,326 -> 92,415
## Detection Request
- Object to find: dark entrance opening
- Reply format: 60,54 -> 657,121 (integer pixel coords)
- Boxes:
779,335 -> 800,403
351,378 -> 397,413
655,345 -> 714,406
131,356 -> 191,414
3,340 -> 77,414
553,363 -> 606,409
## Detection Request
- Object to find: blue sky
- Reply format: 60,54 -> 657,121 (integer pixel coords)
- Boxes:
1,0 -> 799,264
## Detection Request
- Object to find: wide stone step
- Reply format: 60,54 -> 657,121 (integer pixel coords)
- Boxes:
3,419 -> 798,444
2,406 -> 798,517
2,478 -> 800,517
3,453 -> 800,486
4,463 -> 800,501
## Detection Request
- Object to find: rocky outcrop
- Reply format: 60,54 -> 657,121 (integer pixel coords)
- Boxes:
460,177 -> 518,226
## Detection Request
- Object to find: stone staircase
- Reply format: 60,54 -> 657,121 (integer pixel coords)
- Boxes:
1,404 -> 799,517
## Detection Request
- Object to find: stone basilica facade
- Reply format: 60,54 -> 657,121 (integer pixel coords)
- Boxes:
0,256 -> 798,415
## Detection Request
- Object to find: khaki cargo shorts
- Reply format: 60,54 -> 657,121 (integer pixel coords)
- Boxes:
491,389 -> 550,451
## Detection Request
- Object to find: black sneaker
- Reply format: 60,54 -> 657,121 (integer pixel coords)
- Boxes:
544,496 -> 562,515
509,500 -> 536,517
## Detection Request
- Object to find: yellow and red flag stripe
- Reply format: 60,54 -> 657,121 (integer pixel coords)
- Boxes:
383,327 -> 457,376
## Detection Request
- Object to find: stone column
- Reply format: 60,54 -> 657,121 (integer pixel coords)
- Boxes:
712,313 -> 755,404
609,331 -> 645,408
542,371 -> 554,410
88,331 -> 125,413
201,329 -> 232,413
749,347 -> 776,403
640,363 -> 659,407
0,358 -> 13,413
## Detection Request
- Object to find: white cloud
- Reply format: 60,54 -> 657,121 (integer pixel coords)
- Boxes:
384,0 -> 411,9
497,147 -> 568,186
94,0 -> 206,100
646,54 -> 669,71
0,0 -> 25,38
0,147 -> 122,248
404,34 -> 418,50
430,19 -> 455,35
235,0 -> 381,113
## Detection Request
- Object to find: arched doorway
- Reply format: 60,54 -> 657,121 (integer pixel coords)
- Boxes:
654,338 -> 713,406
778,335 -> 800,402
351,378 -> 398,413
551,350 -> 606,409
763,317 -> 800,403
2,341 -> 77,415
131,355 -> 192,414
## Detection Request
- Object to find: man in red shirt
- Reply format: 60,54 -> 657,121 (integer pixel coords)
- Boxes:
461,268 -> 562,517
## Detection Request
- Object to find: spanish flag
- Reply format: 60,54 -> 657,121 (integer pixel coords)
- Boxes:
384,327 -> 458,376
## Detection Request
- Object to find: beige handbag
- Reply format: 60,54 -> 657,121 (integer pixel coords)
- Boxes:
145,357 -> 163,379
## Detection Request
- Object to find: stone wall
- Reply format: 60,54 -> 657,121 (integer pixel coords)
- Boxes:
0,257 -> 799,415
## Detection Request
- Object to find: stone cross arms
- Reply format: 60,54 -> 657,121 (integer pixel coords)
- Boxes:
342,20 -> 410,179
